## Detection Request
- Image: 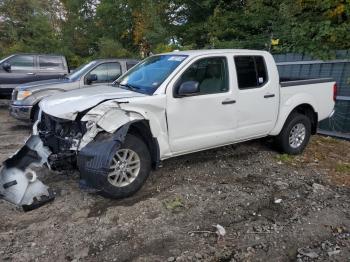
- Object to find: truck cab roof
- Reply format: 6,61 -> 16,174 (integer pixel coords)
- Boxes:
164,49 -> 270,57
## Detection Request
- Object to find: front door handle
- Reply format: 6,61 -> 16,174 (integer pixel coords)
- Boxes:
27,72 -> 36,75
222,99 -> 236,105
264,94 -> 275,98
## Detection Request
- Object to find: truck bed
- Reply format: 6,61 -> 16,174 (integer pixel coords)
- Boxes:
279,77 -> 335,125
280,77 -> 334,87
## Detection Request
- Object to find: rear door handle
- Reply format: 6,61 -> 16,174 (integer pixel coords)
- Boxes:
264,94 -> 275,98
222,99 -> 236,105
27,72 -> 36,75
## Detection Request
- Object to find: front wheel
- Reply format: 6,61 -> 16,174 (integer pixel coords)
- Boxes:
275,113 -> 312,155
100,134 -> 151,199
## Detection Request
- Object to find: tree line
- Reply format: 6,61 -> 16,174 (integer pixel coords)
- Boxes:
0,0 -> 349,67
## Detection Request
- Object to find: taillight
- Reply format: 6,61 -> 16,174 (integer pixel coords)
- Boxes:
333,83 -> 337,102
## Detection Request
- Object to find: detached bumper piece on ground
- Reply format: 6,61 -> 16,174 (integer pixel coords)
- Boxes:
0,136 -> 55,211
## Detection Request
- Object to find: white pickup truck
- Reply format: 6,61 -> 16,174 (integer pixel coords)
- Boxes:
0,49 -> 336,210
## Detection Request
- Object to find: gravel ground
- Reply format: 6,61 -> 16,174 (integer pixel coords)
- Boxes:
0,100 -> 349,262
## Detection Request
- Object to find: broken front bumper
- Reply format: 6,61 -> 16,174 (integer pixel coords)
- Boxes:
0,135 -> 55,211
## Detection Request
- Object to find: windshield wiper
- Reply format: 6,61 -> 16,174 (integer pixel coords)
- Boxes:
117,83 -> 140,91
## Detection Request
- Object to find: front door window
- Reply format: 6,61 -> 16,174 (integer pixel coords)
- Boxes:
8,55 -> 35,70
86,62 -> 122,84
175,57 -> 229,96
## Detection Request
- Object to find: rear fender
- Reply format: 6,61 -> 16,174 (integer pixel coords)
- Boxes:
270,93 -> 317,136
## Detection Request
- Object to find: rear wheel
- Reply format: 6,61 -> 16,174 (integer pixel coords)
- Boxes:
275,113 -> 311,155
101,134 -> 151,199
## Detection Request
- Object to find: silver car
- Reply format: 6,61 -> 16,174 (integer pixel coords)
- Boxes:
9,58 -> 139,121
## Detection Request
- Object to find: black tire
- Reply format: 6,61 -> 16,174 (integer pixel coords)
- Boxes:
100,134 -> 151,199
275,113 -> 311,155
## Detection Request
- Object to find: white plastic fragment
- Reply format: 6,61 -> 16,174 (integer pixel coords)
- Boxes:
213,224 -> 226,237
274,198 -> 282,204
0,135 -> 53,209
297,248 -> 319,258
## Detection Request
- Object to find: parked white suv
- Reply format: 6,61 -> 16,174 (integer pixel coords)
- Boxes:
0,49 -> 336,210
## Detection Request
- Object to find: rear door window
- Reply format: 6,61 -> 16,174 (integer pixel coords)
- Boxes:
8,55 -> 35,70
39,56 -> 64,70
234,56 -> 268,89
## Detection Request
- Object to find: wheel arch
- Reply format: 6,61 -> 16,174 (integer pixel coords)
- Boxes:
270,102 -> 318,136
127,120 -> 161,169
109,120 -> 160,170
289,104 -> 318,134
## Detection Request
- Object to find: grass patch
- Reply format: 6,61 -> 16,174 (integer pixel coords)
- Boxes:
275,154 -> 295,164
164,197 -> 185,211
317,136 -> 342,145
335,163 -> 350,173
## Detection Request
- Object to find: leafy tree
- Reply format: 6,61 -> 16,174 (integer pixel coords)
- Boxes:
96,37 -> 132,58
59,0 -> 99,66
128,0 -> 170,56
279,0 -> 350,58
207,0 -> 289,50
94,0 -> 133,54
167,0 -> 217,48
1,0 -> 349,64
0,0 -> 62,56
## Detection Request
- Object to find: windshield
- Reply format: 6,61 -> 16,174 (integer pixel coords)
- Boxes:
115,54 -> 188,95
67,61 -> 97,81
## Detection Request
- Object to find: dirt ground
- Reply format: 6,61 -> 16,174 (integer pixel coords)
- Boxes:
0,101 -> 349,262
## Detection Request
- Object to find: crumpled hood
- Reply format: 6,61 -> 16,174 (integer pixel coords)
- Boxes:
39,85 -> 146,120
17,78 -> 72,91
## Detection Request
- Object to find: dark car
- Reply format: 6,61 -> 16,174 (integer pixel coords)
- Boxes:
0,53 -> 69,98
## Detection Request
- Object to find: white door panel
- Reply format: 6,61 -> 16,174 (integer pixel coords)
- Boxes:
166,55 -> 237,154
167,93 -> 236,153
236,83 -> 278,138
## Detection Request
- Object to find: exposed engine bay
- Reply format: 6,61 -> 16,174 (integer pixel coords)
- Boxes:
38,113 -> 87,170
0,78 -> 167,211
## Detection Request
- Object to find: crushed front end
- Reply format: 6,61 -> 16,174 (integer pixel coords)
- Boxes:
38,112 -> 87,171
0,99 -> 144,210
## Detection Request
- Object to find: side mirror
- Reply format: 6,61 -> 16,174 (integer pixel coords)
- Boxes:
177,81 -> 199,97
2,62 -> 11,72
86,74 -> 98,85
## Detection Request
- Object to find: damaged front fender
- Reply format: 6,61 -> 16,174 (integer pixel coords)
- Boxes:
78,102 -> 144,150
0,135 -> 54,211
